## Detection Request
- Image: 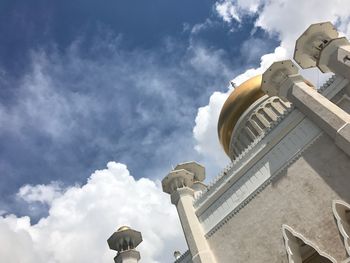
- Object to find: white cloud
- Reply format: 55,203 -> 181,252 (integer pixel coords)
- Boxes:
0,162 -> 185,263
215,0 -> 262,24
235,0 -> 261,13
0,52 -> 96,141
215,1 -> 241,23
17,182 -> 63,205
4,2 -> 350,262
0,33 -> 234,179
231,46 -> 287,85
189,45 -> 231,77
194,91 -> 230,169
217,0 -> 350,51
0,215 -> 40,263
193,0 -> 350,167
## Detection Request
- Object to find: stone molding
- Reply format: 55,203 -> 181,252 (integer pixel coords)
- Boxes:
194,107 -> 303,212
171,187 -> 195,205
229,95 -> 291,159
332,200 -> 350,256
318,75 -> 336,94
318,75 -> 348,99
162,169 -> 195,195
282,224 -> 336,263
193,106 -> 295,210
201,116 -> 322,236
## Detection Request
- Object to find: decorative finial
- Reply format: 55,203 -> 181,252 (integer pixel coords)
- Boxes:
117,225 -> 130,232
174,250 -> 181,260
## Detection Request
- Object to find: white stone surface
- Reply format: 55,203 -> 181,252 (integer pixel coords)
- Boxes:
192,73 -> 348,238
163,165 -> 216,263
230,95 -> 291,159
197,114 -> 321,234
115,250 -> 141,263
172,187 -> 216,263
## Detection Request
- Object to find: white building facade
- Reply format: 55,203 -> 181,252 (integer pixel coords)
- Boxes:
109,22 -> 350,263
165,22 -> 350,263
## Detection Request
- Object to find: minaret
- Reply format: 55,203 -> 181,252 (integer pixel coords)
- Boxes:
162,161 -> 216,263
294,22 -> 350,79
107,226 -> 143,263
261,58 -> 350,157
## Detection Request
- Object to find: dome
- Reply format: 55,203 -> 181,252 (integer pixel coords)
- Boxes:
218,75 -> 265,156
117,226 -> 130,232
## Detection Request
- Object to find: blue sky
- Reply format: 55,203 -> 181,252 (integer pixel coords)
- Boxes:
0,0 -> 277,220
1,1 -> 350,262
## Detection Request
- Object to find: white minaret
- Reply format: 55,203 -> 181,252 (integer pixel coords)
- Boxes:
162,161 -> 216,263
260,22 -> 350,157
261,58 -> 350,157
107,226 -> 142,263
294,22 -> 350,79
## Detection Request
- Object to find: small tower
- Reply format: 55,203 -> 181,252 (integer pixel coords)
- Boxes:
162,161 -> 216,263
294,22 -> 350,78
107,226 -> 143,263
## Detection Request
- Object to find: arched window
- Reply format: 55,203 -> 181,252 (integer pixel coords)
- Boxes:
282,225 -> 336,263
332,200 -> 350,256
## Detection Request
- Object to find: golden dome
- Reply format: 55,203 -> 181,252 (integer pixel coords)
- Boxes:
117,226 -> 130,232
218,75 -> 265,156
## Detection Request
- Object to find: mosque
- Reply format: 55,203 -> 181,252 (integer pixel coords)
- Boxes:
107,22 -> 350,263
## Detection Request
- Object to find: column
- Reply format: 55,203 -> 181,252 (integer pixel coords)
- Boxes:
162,161 -> 216,263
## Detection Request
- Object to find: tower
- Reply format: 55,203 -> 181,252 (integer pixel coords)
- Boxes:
107,226 -> 143,263
162,162 -> 217,263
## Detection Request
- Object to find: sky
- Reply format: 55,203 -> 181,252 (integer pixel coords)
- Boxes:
0,0 -> 350,262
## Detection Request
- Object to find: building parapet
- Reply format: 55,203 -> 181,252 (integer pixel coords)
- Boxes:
174,250 -> 192,263
193,105 -> 294,210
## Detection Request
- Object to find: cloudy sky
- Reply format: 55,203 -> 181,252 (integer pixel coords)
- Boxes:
1,0 -> 350,262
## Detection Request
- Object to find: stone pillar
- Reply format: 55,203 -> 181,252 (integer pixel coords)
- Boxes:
107,226 -> 142,263
294,22 -> 350,80
162,162 -> 216,263
261,59 -> 350,157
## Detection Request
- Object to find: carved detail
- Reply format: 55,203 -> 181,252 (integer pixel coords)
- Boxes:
174,250 -> 191,263
332,200 -> 350,256
229,95 -> 292,159
282,225 -> 336,263
204,132 -> 323,238
318,75 -> 336,93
